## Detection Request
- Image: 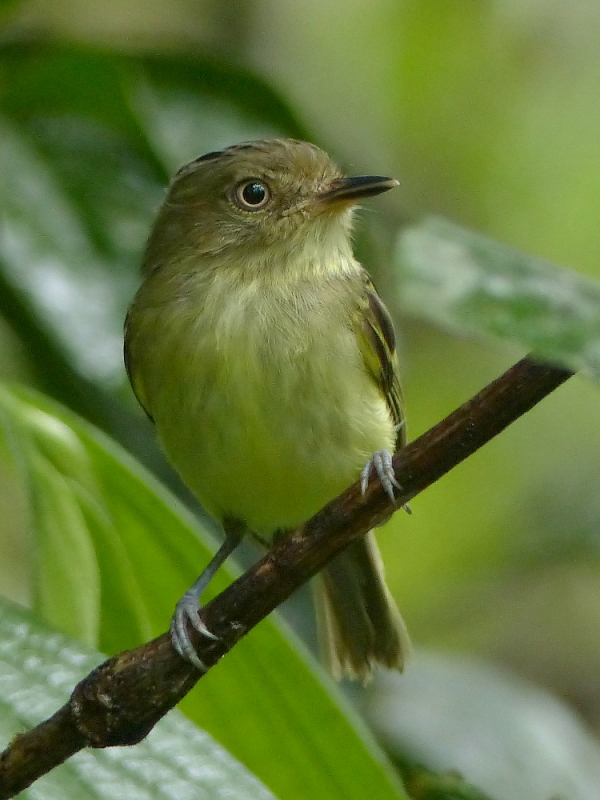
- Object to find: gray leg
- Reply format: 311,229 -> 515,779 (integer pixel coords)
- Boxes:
170,520 -> 245,671
360,449 -> 400,503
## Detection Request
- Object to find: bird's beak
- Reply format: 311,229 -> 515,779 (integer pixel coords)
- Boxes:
317,175 -> 399,206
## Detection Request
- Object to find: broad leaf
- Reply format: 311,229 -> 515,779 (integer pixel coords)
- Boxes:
367,652 -> 600,800
0,596 -> 276,799
0,385 -> 407,800
396,216 -> 600,380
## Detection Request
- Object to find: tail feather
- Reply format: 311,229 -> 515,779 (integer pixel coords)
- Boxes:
315,532 -> 410,682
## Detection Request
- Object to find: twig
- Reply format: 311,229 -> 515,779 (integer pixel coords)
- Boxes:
0,355 -> 573,798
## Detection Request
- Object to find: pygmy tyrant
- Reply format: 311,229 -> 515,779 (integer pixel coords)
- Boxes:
124,138 -> 410,681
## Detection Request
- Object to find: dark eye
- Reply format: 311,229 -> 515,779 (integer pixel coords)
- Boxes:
235,180 -> 271,210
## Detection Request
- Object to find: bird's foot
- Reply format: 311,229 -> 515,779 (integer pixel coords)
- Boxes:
360,449 -> 401,504
170,591 -> 219,672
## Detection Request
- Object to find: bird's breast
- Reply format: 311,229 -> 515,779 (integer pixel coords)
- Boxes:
143,276 -> 395,534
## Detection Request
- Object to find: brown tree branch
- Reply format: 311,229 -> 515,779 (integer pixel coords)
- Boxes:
0,355 -> 573,799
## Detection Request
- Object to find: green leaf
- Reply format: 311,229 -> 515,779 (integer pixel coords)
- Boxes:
0,595 -> 276,799
0,385 -> 407,800
0,42 -> 310,403
396,216 -> 600,380
134,54 -> 312,172
367,652 -> 600,800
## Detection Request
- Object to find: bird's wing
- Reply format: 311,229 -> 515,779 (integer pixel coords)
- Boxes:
355,276 -> 406,450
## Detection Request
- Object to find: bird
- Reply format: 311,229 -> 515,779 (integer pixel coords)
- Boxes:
124,138 -> 410,682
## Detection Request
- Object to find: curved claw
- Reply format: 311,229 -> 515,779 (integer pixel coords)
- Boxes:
170,592 -> 219,672
360,449 -> 401,504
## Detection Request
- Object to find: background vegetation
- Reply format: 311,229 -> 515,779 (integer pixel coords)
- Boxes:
2,2 -> 600,799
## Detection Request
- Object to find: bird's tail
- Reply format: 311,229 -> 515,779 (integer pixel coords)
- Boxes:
315,532 -> 410,682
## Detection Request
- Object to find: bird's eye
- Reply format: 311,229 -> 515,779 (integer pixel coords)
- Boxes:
235,180 -> 271,210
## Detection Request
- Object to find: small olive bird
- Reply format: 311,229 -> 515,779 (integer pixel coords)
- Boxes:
124,138 -> 410,681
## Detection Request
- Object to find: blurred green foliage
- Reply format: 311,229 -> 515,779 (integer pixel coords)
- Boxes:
2,2 -> 600,799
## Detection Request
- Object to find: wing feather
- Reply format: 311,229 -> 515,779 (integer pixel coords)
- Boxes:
355,277 -> 406,450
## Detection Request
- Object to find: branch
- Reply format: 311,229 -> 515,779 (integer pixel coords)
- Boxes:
0,355 -> 573,798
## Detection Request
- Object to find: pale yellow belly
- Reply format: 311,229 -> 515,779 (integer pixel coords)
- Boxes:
152,305 -> 395,536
